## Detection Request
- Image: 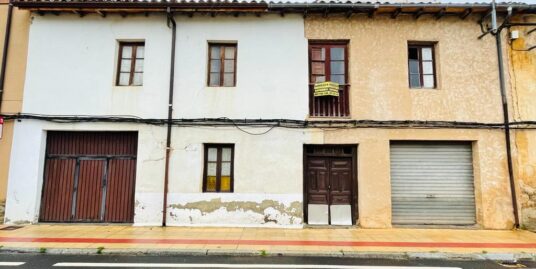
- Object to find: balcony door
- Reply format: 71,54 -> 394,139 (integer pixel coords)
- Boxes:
308,42 -> 349,117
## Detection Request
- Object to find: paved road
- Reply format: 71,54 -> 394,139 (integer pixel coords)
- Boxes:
0,254 -> 535,269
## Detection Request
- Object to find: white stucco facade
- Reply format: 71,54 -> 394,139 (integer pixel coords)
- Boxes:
21,13 -> 309,119
5,121 -> 314,226
4,13 -> 311,226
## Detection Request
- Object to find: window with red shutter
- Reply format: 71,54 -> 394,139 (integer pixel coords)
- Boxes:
309,42 -> 349,117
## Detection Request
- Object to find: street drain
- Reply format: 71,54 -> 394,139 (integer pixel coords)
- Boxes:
498,261 -> 527,268
0,225 -> 23,231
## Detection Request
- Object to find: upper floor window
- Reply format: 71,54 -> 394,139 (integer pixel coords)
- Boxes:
203,144 -> 234,193
408,43 -> 436,89
309,42 -> 349,117
207,43 -> 237,87
116,42 -> 144,86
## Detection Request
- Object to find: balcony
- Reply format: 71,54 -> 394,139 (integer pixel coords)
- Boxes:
309,84 -> 350,117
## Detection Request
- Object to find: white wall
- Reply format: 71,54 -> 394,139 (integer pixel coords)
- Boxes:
166,127 -> 310,227
173,15 -> 309,119
23,13 -> 309,120
4,120 -> 167,225
6,13 -> 311,226
4,121 -> 314,226
23,14 -> 171,118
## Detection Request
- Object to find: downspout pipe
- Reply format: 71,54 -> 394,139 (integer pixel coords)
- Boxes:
491,1 -> 520,228
0,4 -> 13,112
162,7 -> 176,227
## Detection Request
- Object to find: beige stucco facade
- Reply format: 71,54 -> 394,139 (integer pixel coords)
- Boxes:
305,15 -> 516,229
509,14 -> 536,230
0,3 -> 30,223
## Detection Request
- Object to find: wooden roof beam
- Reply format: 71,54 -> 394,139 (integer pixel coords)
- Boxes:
345,9 -> 353,19
460,8 -> 472,20
435,8 -> 445,20
368,8 -> 377,18
391,8 -> 401,19
95,9 -> 106,17
413,8 -> 424,19
72,9 -> 85,17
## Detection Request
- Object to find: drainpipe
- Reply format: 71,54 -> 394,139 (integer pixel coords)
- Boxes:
491,0 -> 520,228
0,4 -> 13,112
162,8 -> 176,227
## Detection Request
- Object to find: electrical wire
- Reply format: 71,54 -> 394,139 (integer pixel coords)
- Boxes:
232,124 -> 277,135
3,113 -> 533,134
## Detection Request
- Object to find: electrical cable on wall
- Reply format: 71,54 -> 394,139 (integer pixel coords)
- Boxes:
4,113 -> 536,135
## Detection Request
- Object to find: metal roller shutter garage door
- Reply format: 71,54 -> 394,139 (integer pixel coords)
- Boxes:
390,142 -> 476,225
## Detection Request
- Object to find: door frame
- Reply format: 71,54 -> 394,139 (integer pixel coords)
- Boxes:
303,144 -> 358,225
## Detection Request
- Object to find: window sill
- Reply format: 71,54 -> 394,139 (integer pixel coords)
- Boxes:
409,87 -> 437,90
113,86 -> 143,90
205,86 -> 237,89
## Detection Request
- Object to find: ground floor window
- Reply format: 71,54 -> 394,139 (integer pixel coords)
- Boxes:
203,144 -> 234,192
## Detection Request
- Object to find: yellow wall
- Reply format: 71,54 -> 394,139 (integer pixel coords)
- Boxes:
305,15 -> 515,229
305,15 -> 503,122
0,4 -> 30,223
509,14 -> 536,230
320,128 -> 513,229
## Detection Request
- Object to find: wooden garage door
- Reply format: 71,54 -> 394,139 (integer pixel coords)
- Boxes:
39,132 -> 137,223
390,142 -> 476,225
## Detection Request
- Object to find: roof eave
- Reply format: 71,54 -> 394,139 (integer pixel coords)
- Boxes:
12,1 -> 268,11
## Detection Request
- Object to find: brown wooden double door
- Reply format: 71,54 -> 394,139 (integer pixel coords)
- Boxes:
305,146 -> 357,225
39,132 -> 137,223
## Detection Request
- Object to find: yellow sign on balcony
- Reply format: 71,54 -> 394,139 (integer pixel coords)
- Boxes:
314,81 -> 340,97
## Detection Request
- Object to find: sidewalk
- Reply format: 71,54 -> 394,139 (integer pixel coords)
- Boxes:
0,224 -> 535,260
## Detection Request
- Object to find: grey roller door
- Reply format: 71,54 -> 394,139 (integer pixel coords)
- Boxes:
390,142 -> 476,225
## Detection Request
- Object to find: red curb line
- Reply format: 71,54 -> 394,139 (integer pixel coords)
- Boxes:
0,237 -> 535,249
